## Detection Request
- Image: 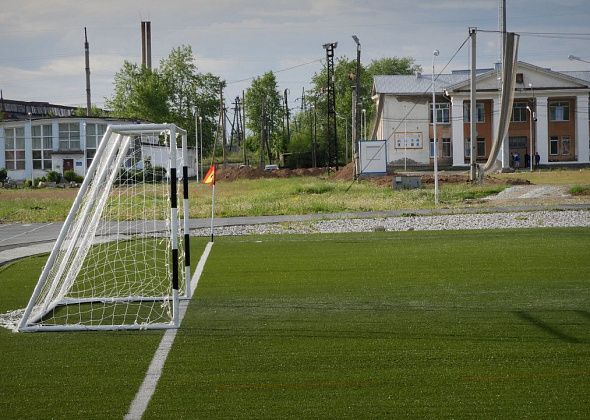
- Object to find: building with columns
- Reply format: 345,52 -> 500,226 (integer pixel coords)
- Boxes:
372,62 -> 590,169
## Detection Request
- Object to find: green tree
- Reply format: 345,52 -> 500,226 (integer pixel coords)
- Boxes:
106,46 -> 222,152
245,71 -> 285,164
105,61 -> 170,123
302,56 -> 421,165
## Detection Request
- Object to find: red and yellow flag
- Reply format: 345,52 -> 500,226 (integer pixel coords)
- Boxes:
202,165 -> 216,185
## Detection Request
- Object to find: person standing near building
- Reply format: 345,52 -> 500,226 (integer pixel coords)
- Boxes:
534,152 -> 540,169
525,153 -> 530,169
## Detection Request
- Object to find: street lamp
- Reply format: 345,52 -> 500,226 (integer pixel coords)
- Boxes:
569,54 -> 590,64
431,49 -> 440,205
527,82 -> 536,172
198,116 -> 203,179
352,35 -> 361,177
361,109 -> 367,139
526,105 -> 536,171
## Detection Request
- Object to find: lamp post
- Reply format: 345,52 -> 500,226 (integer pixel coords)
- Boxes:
403,104 -> 407,172
195,109 -> 200,182
361,109 -> 367,139
432,49 -> 440,205
569,54 -> 590,64
352,35 -> 361,177
198,116 -> 203,179
526,106 -> 535,171
527,82 -> 536,172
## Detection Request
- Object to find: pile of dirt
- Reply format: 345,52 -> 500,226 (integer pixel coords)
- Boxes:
215,165 -> 325,182
330,162 -> 356,181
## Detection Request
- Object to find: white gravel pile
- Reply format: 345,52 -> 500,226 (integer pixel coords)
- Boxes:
191,210 -> 590,237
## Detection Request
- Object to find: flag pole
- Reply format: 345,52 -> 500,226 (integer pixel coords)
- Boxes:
210,172 -> 215,242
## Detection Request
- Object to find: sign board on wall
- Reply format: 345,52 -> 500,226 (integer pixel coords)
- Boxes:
393,132 -> 423,149
359,140 -> 387,174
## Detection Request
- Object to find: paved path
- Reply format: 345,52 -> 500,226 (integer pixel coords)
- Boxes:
1,201 -> 590,266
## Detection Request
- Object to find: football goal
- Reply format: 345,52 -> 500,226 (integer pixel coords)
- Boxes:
18,124 -> 192,332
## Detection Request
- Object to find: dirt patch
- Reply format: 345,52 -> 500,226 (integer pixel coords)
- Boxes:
216,165 -> 326,182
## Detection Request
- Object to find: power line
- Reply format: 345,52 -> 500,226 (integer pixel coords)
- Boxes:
227,59 -> 321,85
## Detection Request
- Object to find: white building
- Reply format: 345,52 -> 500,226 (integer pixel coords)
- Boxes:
0,117 -> 197,181
372,62 -> 590,169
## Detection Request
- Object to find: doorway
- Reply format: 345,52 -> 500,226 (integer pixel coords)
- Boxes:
63,159 -> 74,172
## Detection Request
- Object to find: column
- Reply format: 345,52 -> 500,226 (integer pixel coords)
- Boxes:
576,94 -> 590,163
492,98 -> 510,169
25,120 -> 32,181
535,97 -> 548,164
451,97 -> 464,166
0,127 -> 5,168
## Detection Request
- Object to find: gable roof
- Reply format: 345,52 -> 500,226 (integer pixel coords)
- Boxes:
373,62 -> 590,96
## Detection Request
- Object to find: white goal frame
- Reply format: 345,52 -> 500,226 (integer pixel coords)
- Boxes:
18,124 -> 192,332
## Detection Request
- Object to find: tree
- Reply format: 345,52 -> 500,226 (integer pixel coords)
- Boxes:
245,72 -> 285,165
105,61 -> 170,123
106,46 -> 222,152
301,56 -> 422,165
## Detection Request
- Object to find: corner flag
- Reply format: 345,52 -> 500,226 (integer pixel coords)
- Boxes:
203,165 -> 216,185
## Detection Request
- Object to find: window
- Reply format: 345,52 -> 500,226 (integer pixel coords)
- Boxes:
4,127 -> 25,170
429,139 -> 435,158
86,123 -> 107,167
549,101 -> 570,121
477,138 -> 486,158
32,125 -> 53,170
465,138 -> 485,158
442,138 -> 451,158
59,122 -> 80,150
562,136 -> 570,155
516,73 -> 524,84
429,103 -> 450,124
511,103 -> 528,122
463,102 -> 485,123
549,136 -> 559,155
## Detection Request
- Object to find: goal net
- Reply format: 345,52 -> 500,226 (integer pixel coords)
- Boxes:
18,124 -> 192,332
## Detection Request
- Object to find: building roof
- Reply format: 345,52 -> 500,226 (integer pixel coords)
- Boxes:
373,63 -> 590,95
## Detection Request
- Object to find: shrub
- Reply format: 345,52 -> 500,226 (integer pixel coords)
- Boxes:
24,179 -> 33,188
46,171 -> 62,183
63,170 -> 83,183
0,168 -> 7,183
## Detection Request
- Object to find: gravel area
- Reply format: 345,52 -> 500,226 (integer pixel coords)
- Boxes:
191,210 -> 590,237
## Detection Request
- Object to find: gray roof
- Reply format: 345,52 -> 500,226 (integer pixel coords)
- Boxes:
373,74 -> 468,95
562,71 -> 590,84
374,66 -> 590,95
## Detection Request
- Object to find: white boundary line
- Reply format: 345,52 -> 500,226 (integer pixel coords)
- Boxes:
125,241 -> 214,420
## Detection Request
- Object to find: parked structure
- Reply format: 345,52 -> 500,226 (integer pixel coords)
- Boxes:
0,116 -> 197,182
372,62 -> 590,169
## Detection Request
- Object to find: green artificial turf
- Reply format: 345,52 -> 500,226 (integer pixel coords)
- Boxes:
147,228 -> 590,418
0,238 -> 208,419
0,230 -> 589,418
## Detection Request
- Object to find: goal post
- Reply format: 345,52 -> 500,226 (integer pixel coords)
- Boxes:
18,124 -> 192,332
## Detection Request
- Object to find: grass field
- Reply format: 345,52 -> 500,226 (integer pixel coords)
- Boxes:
1,229 -> 589,418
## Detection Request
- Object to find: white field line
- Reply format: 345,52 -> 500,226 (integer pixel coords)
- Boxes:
124,241 -> 214,420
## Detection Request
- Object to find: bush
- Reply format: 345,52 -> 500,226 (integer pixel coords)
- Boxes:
0,168 -> 7,184
63,170 -> 83,183
46,171 -> 62,183
24,179 -> 33,188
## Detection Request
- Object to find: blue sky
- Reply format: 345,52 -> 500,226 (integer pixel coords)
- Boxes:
1,0 -> 588,108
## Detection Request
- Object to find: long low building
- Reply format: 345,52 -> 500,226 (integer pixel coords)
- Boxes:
372,61 -> 590,169
0,116 -> 196,182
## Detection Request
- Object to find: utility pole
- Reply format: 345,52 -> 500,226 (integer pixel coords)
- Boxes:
470,28 -> 478,182
352,35 -> 361,177
242,90 -> 247,165
140,21 -> 152,70
284,89 -> 290,149
323,42 -> 339,170
260,99 -> 266,169
84,28 -> 91,116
